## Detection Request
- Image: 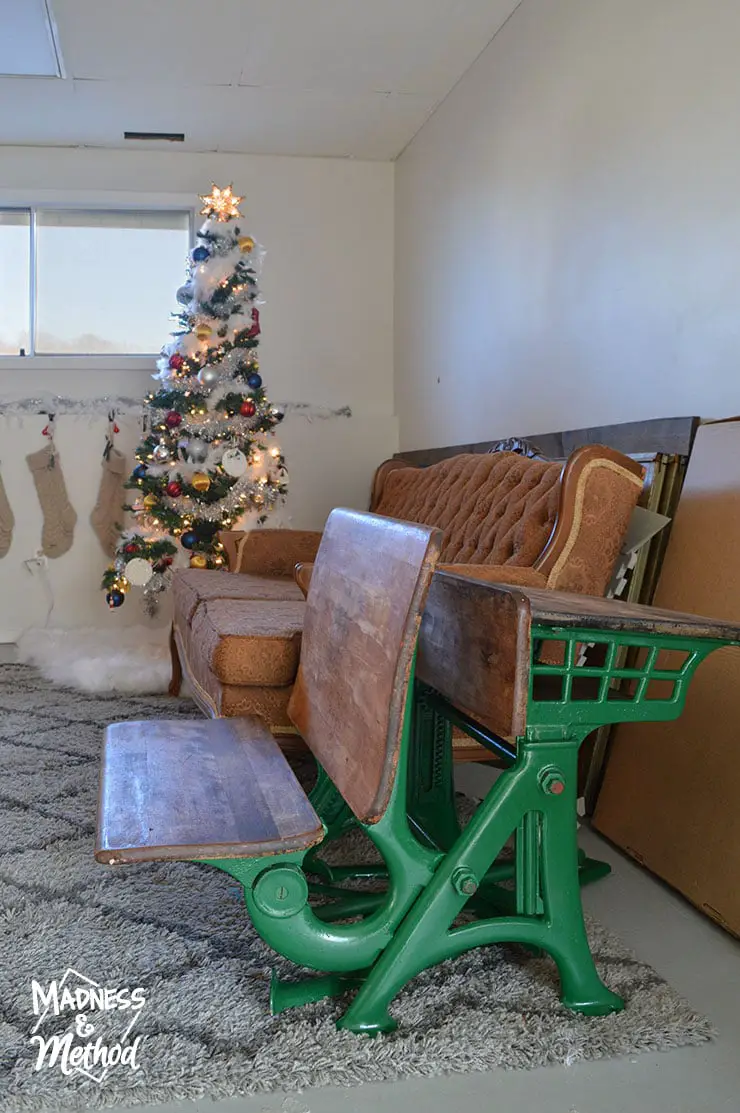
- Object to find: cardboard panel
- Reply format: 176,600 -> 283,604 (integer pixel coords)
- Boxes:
594,421 -> 740,937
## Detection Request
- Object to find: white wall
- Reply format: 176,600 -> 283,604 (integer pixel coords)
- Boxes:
0,147 -> 396,639
395,0 -> 740,451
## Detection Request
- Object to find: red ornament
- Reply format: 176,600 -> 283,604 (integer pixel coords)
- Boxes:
165,411 -> 182,428
113,424 -> 120,434
165,481 -> 182,497
124,543 -> 137,554
169,353 -> 185,371
153,556 -> 174,572
240,400 -> 256,417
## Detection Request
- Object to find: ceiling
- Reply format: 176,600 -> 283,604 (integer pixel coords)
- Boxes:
0,0 -> 520,160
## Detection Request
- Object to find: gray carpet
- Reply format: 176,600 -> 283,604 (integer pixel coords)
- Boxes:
0,663 -> 713,1113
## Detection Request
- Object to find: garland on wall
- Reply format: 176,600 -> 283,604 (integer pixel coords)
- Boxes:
0,395 -> 352,421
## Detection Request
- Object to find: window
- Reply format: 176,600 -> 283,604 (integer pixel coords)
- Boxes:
0,210 -> 31,356
0,208 -> 192,357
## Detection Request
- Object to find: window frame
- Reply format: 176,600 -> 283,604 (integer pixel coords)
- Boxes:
0,189 -> 196,370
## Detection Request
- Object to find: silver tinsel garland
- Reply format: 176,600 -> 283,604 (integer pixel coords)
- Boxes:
0,394 -> 351,421
158,409 -> 274,440
164,477 -> 282,521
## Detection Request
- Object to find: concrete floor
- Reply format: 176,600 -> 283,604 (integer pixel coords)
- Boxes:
3,648 -> 739,1113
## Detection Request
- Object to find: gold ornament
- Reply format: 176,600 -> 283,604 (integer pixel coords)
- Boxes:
143,494 -> 157,509
192,472 -> 211,492
195,323 -> 212,341
199,183 -> 243,222
238,235 -> 255,253
189,553 -> 208,569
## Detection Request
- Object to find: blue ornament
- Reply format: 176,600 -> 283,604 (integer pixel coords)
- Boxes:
192,245 -> 210,263
106,590 -> 125,609
247,372 -> 262,389
181,531 -> 198,550
133,463 -> 147,480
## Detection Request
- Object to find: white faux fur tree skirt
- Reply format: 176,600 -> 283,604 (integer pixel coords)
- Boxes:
16,626 -> 173,694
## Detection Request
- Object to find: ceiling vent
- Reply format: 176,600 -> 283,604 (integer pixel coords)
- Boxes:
124,131 -> 185,142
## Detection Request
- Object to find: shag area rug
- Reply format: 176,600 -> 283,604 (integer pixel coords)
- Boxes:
0,663 -> 713,1113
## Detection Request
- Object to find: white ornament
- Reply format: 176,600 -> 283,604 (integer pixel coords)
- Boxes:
124,557 -> 154,587
221,448 -> 248,477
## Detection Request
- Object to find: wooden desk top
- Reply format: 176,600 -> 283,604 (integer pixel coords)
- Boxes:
417,570 -> 740,740
438,573 -> 740,643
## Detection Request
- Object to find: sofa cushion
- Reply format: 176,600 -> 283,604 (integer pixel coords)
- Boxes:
439,563 -> 548,588
373,453 -> 562,567
173,568 -> 303,626
189,598 -> 305,686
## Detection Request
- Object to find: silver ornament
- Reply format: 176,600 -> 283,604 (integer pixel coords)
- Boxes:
184,437 -> 209,464
176,284 -> 193,306
152,443 -> 171,462
147,572 -> 166,594
198,366 -> 219,388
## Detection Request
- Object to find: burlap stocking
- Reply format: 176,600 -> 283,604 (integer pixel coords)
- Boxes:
26,445 -> 77,559
90,447 -> 127,556
0,469 -> 14,558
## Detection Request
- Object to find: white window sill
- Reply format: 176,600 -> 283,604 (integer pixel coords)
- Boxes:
0,355 -> 158,372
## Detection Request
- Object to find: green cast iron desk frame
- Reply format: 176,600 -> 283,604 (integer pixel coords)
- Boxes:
123,574 -> 740,1036
209,575 -> 740,1032
233,575 -> 740,1032
402,572 -> 740,1019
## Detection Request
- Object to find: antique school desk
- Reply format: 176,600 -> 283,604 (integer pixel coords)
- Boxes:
97,515 -> 740,1034
405,569 -> 740,1016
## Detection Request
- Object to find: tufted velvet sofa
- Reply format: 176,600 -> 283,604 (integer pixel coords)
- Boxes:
170,444 -> 644,734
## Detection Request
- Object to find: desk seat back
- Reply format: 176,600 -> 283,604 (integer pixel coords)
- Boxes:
288,509 -> 442,824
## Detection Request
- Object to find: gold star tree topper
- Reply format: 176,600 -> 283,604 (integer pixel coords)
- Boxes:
199,183 -> 244,222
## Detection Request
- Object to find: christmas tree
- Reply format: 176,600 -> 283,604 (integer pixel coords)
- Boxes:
103,184 -> 288,613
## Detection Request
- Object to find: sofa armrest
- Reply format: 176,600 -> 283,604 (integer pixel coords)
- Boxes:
218,529 -> 323,576
439,564 -> 548,588
534,445 -> 644,596
294,562 -> 314,598
369,457 -> 418,510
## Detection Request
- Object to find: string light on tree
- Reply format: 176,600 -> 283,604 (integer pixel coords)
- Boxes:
101,184 -> 288,614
